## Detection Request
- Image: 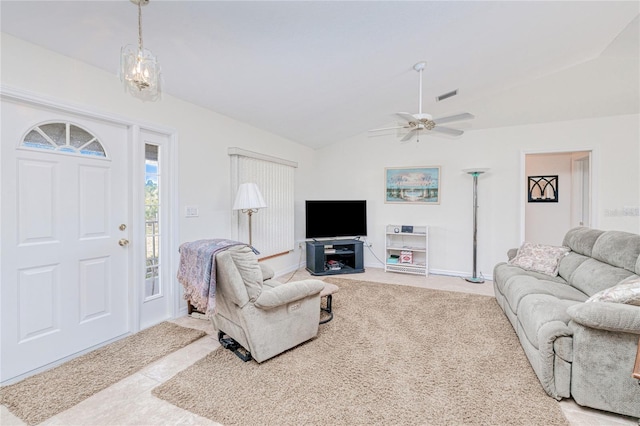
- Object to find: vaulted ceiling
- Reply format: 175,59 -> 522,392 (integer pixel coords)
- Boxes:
1,1 -> 638,148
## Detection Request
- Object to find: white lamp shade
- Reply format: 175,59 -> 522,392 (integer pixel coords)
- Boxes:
233,183 -> 267,211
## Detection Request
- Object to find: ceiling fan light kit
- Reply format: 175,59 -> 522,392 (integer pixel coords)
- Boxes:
369,60 -> 474,141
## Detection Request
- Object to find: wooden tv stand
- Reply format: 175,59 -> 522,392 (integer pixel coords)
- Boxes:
306,239 -> 364,276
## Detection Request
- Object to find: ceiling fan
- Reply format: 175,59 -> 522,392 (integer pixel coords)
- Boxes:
370,61 -> 474,141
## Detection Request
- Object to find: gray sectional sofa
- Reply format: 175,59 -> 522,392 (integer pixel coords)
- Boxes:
493,227 -> 640,418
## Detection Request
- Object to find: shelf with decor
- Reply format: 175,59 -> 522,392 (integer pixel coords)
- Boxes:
385,225 -> 428,276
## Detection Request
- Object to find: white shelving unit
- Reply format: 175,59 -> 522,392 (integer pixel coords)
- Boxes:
385,225 -> 428,276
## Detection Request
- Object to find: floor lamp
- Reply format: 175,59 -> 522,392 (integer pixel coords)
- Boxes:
232,183 -> 266,246
463,168 -> 489,283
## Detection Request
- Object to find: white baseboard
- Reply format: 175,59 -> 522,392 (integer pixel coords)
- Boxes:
364,262 -> 493,281
273,261 -> 494,282
428,268 -> 494,282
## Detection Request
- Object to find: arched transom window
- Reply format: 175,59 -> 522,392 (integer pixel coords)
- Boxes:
21,122 -> 107,158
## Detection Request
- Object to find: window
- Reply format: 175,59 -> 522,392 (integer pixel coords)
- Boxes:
21,122 -> 106,158
145,143 -> 160,298
229,148 -> 297,258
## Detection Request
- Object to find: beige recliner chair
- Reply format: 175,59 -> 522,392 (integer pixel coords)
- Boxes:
212,245 -> 325,363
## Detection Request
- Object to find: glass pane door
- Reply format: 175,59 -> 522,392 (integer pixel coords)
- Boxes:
145,143 -> 160,299
140,130 -> 172,330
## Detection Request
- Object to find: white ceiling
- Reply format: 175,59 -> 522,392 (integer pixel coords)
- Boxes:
1,1 -> 638,149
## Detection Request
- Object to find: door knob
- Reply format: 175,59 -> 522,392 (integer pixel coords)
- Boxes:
118,238 -> 130,247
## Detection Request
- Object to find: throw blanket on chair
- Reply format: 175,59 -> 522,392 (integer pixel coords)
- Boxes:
177,239 -> 244,316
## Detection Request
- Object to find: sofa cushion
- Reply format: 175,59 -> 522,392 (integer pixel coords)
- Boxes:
227,245 -> 263,302
494,263 -> 566,296
585,277 -> 640,306
503,276 -> 587,315
569,258 -> 636,297
557,252 -> 590,283
567,301 -> 640,333
591,231 -> 640,273
517,294 -> 581,349
259,263 -> 275,280
562,227 -> 605,257
508,242 -> 570,276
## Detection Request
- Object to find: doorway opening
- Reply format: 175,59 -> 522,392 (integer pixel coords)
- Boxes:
523,150 -> 593,246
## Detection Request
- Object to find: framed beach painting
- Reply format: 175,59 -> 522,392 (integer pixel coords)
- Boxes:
385,166 -> 441,204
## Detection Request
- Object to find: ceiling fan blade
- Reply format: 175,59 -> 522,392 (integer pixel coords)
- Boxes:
432,113 -> 475,125
369,125 -> 410,132
431,126 -> 464,136
396,112 -> 417,123
400,129 -> 417,142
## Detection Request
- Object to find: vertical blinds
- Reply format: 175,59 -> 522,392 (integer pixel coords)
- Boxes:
229,148 -> 297,258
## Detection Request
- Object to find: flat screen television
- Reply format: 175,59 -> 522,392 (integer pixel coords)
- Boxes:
305,200 -> 367,239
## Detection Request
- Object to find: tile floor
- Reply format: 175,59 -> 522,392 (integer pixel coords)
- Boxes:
1,267 -> 637,425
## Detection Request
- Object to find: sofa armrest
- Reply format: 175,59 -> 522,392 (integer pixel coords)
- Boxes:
259,263 -> 275,281
254,279 -> 324,310
567,302 -> 640,335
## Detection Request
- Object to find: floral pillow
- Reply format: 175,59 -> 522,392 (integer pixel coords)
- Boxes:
508,241 -> 570,277
586,278 -> 640,306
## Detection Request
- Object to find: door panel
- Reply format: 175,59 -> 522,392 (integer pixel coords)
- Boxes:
18,159 -> 57,244
79,256 -> 111,323
79,165 -> 110,238
1,99 -> 131,382
18,265 -> 59,342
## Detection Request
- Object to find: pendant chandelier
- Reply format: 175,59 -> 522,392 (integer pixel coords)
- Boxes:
120,0 -> 161,101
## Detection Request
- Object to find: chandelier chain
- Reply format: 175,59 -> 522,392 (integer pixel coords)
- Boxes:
137,1 -> 144,51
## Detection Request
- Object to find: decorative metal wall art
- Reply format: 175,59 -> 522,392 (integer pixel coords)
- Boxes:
528,175 -> 558,202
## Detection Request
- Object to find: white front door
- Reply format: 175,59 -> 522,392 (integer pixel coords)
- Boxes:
1,98 -> 131,383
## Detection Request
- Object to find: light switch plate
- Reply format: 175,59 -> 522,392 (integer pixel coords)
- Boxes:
185,206 -> 199,217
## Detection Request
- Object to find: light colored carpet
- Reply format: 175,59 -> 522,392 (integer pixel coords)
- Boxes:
152,278 -> 568,425
0,321 -> 206,426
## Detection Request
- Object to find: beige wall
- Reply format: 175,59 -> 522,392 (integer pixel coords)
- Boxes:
0,33 -> 315,279
311,114 -> 640,279
2,33 -> 639,283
